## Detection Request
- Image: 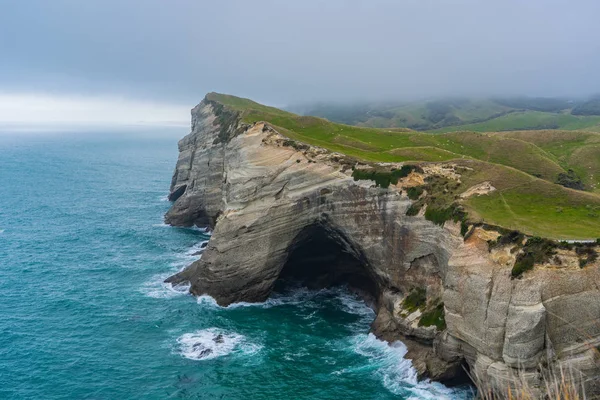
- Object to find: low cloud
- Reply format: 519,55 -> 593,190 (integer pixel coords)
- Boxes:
0,93 -> 189,128
1,0 -> 600,106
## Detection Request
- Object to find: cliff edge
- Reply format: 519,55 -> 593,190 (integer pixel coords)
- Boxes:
165,95 -> 600,397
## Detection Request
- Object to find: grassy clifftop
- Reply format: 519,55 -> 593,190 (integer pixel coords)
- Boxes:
207,93 -> 600,239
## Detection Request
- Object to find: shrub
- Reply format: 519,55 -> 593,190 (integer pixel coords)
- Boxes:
282,140 -> 309,151
424,203 -> 465,226
352,165 -> 420,189
511,236 -> 558,278
401,287 -> 427,313
460,220 -> 470,237
405,203 -> 421,216
556,169 -> 585,190
512,253 -> 535,278
418,302 -> 446,330
406,186 -> 424,200
489,229 -> 528,251
576,246 -> 598,268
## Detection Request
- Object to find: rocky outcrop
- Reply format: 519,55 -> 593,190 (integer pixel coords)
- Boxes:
165,96 -> 600,397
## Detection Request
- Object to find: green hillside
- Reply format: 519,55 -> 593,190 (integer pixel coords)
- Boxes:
208,93 -> 600,239
430,111 -> 600,133
290,97 -> 600,133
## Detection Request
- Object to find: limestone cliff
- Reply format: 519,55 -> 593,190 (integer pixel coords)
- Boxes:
165,96 -> 600,396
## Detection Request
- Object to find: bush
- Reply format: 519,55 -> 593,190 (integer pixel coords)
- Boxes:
512,253 -> 535,278
576,246 -> 598,268
556,169 -> 585,190
460,220 -> 470,237
418,302 -> 446,330
424,203 -> 465,226
401,287 -> 427,313
405,203 -> 421,216
497,230 -> 525,247
282,140 -> 309,151
511,236 -> 558,278
352,165 -> 420,189
406,186 -> 424,200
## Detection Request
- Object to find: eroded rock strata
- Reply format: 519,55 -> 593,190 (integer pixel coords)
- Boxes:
165,97 -> 600,396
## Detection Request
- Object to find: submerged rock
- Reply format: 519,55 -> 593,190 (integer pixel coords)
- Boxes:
191,343 -> 213,359
165,95 -> 600,398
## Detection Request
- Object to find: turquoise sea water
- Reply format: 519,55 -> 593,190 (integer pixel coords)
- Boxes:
0,131 -> 471,400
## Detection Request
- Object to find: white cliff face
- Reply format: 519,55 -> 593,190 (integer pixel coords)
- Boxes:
165,98 -> 600,396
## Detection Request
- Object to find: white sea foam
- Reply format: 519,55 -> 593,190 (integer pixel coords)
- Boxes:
196,286 -> 323,310
159,195 -> 169,202
177,328 -> 262,361
334,289 -> 376,323
187,226 -> 212,234
150,222 -> 212,236
344,333 -> 471,399
196,295 -> 220,307
141,235 -> 212,298
179,282 -> 468,396
195,285 -> 374,315
140,273 -> 191,299
184,240 -> 209,256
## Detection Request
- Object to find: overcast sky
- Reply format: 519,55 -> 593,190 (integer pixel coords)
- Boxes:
1,0 -> 600,125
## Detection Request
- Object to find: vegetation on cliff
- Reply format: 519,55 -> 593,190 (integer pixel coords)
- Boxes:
351,165 -> 419,188
205,93 -> 600,239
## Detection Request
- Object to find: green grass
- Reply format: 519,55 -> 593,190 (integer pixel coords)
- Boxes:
206,93 -> 600,239
292,97 -> 600,132
464,165 -> 600,239
430,111 -> 600,133
492,130 -> 600,192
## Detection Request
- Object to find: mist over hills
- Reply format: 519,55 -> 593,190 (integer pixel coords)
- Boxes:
288,96 -> 600,132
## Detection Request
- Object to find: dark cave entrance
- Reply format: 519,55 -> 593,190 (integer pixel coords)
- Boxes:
275,223 -> 379,308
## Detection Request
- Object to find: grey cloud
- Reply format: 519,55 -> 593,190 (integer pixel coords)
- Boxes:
1,0 -> 599,105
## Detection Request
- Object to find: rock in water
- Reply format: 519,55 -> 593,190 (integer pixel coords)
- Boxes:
165,94 -> 600,397
192,343 -> 213,359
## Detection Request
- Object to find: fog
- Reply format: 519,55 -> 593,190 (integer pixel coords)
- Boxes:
0,93 -> 188,128
1,0 -> 600,124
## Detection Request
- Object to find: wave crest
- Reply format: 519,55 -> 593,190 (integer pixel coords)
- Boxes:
177,328 -> 262,361
346,333 -> 471,399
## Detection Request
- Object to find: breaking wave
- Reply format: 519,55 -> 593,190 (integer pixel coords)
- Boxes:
342,333 -> 472,399
140,230 -> 210,298
177,328 -> 262,361
140,273 -> 190,299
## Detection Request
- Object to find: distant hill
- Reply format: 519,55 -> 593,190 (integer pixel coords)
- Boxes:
288,97 -> 600,132
571,96 -> 600,116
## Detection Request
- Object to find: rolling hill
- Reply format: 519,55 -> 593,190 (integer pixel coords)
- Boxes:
289,97 -> 600,133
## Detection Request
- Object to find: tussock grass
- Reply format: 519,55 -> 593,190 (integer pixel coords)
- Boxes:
472,364 -> 587,400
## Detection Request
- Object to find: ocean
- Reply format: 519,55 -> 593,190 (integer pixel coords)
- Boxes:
0,130 -> 471,399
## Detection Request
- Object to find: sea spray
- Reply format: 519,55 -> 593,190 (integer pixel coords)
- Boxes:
177,328 -> 262,361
